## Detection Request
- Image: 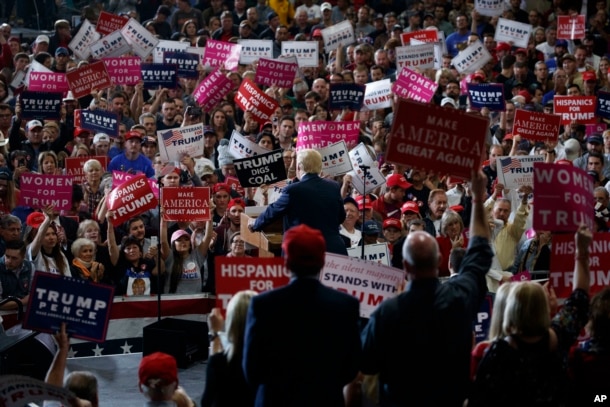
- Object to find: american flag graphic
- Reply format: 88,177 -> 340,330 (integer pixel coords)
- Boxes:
162,129 -> 182,146
500,157 -> 521,173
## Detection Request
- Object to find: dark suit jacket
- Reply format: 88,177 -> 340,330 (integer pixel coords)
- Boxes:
243,278 -> 361,407
252,173 -> 347,255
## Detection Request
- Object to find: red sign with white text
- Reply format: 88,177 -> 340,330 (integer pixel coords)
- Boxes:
513,109 -> 561,142
161,187 -> 211,222
392,68 -> 437,103
65,156 -> 109,184
400,29 -> 438,46
553,95 -> 596,125
556,15 -> 586,40
106,174 -> 158,225
234,78 -> 279,125
96,11 -> 129,36
66,61 -> 113,99
102,57 -> 142,85
225,176 -> 245,198
215,257 -> 289,314
386,99 -> 488,179
550,233 -> 610,299
255,57 -> 299,89
533,162 -> 595,233
192,68 -> 233,111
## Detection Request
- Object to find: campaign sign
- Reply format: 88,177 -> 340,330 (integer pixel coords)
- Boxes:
281,41 -> 319,67
68,19 -> 100,60
230,130 -> 269,158
192,68 -> 233,111
79,109 -> 119,137
494,18 -> 532,48
23,60 -> 51,89
347,165 -> 386,195
395,43 -> 435,70
141,63 -> 178,89
28,71 -> 69,93
225,175 -> 245,198
550,232 -> 610,299
19,174 -> 73,210
595,91 -> 610,119
120,18 -> 159,58
329,83 -> 365,111
153,40 -> 190,63
203,40 -> 241,71
239,39 -> 273,64
0,375 -> 78,407
215,257 -> 289,313
320,253 -> 404,318
364,79 -> 392,110
554,95 -> 596,125
112,171 -> 159,199
467,83 -> 505,111
24,273 -> 114,342
451,40 -> 492,74
157,123 -> 204,163
473,294 -> 493,343
496,155 -> 544,189
66,61 -> 113,99
90,30 -> 131,59
255,57 -> 299,89
234,78 -> 279,125
513,109 -> 561,142
321,20 -> 354,53
319,141 -> 353,176
586,123 -> 606,136
399,29 -> 438,46
386,99 -> 488,179
557,15 -> 586,40
533,162 -> 595,232
161,187 -> 211,222
474,0 -> 504,17
347,243 -> 391,266
20,91 -> 62,120
233,149 -> 287,187
298,120 -> 360,150
107,174 -> 158,225
392,68 -> 437,103
164,51 -> 199,79
102,56 -> 142,85
96,10 -> 129,36
65,156 -> 109,184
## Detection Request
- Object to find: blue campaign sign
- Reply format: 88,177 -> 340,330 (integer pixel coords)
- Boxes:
141,63 -> 178,89
473,293 -> 493,343
80,109 -> 120,137
23,272 -> 114,343
329,83 -> 366,111
467,83 -> 505,111
20,91 -> 62,120
164,51 -> 199,79
596,91 -> 610,119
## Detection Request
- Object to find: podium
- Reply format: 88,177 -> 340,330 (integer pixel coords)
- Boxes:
240,212 -> 282,257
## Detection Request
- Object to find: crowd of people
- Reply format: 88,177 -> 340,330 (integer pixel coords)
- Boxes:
0,0 -> 609,405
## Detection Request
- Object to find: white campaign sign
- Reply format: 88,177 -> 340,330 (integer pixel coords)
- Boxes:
494,18 -> 532,49
364,79 -> 392,110
229,130 -> 269,158
90,30 -> 131,59
68,19 -> 101,60
496,155 -> 544,189
121,18 -> 160,58
239,39 -> 273,64
319,141 -> 353,177
153,40 -> 190,63
451,40 -> 492,74
321,20 -> 354,53
281,41 -> 319,67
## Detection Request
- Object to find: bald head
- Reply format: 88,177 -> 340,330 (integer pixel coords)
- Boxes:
402,231 -> 440,277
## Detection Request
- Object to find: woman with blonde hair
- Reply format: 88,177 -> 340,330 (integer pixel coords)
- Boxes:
38,151 -> 60,175
436,210 -> 468,277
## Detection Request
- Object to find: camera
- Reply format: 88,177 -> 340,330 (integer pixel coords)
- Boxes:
186,105 -> 202,117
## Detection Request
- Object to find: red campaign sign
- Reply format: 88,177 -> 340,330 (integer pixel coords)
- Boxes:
215,256 -> 289,314
556,15 -> 586,40
512,109 -> 561,142
28,72 -> 69,93
225,176 -> 245,198
102,57 -> 142,85
234,78 -> 279,125
297,120 -> 360,150
112,171 -> 159,198
386,99 -> 488,179
400,29 -> 438,46
96,11 -> 129,36
255,58 -> 299,89
553,95 -> 596,125
392,68 -> 437,103
106,174 -> 158,225
550,233 -> 610,299
161,187 -> 211,222
66,61 -> 113,99
192,68 -> 233,112
64,156 -> 109,184
18,174 -> 73,211
533,162 -> 595,233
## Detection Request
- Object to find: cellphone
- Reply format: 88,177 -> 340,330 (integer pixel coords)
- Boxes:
150,236 -> 158,247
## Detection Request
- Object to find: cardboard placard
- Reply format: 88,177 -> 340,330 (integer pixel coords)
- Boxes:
19,91 -> 62,120
96,10 -> 129,36
19,174 -> 73,211
106,174 -> 158,225
239,39 -> 273,64
363,79 -> 392,110
557,15 -> 586,40
79,109 -> 120,137
392,68 -> 437,103
473,294 -> 493,343
68,19 -> 100,60
595,91 -> 610,119
395,43 -> 435,70
229,130 -> 270,158
102,56 -> 142,85
346,243 -> 391,266
112,171 -> 159,199
513,109 -> 561,142
234,78 -> 279,125
297,120 -> 360,150
451,40 -> 492,74
153,40 -> 190,63
161,187 -> 211,222
318,141 -> 353,176
157,123 -> 204,163
90,30 -> 132,59
66,61 -> 113,99
65,156 -> 109,184
281,41 -> 319,67
141,63 -> 178,89
467,83 -> 505,111
255,56 -> 299,89
202,39 -> 241,71
192,68 -> 233,111
553,95 -> 596,125
321,20 -> 354,53
225,175 -> 245,198
474,0 -> 504,17
328,83 -> 365,111
164,51 -> 199,79
233,149 -> 287,187
28,72 -> 69,93
496,155 -> 544,189
400,29 -> 438,46
494,18 -> 532,48
0,375 -> 77,407
120,17 -> 159,58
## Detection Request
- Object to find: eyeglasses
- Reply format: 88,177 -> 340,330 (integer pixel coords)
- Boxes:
232,239 -> 244,244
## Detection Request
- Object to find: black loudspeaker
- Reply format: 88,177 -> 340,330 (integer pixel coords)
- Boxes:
0,331 -> 54,380
143,318 -> 209,368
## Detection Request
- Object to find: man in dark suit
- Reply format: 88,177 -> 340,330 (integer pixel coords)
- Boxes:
248,149 -> 348,255
243,224 -> 361,407
360,169 -> 493,406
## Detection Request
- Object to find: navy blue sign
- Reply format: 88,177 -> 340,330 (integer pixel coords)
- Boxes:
164,51 -> 199,79
23,273 -> 114,342
233,149 -> 287,187
20,91 -> 62,120
80,109 -> 120,137
467,83 -> 505,111
596,91 -> 610,120
141,63 -> 178,89
473,293 -> 493,343
329,83 -> 366,111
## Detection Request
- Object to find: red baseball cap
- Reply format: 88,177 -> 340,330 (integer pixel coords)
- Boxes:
355,194 -> 373,210
139,352 -> 178,387
387,173 -> 412,190
383,218 -> 402,230
401,201 -> 420,215
213,183 -> 230,194
228,197 -> 246,210
125,130 -> 143,141
282,224 -> 326,270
